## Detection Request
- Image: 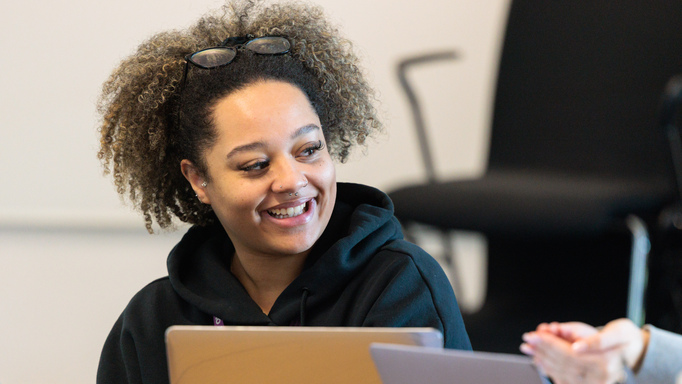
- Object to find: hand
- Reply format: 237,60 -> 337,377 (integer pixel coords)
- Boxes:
521,326 -> 626,384
570,318 -> 649,372
521,319 -> 650,384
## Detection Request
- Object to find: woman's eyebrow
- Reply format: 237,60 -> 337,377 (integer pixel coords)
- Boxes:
226,124 -> 320,160
291,124 -> 320,139
226,141 -> 266,160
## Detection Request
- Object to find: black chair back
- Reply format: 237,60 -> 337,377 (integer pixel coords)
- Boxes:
489,1 -> 682,181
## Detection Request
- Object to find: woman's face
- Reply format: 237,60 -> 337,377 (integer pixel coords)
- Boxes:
184,80 -> 337,259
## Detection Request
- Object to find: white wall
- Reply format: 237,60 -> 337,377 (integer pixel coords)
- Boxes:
0,1 -> 509,382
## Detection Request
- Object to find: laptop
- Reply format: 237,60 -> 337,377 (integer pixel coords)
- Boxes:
370,343 -> 549,384
165,326 -> 443,384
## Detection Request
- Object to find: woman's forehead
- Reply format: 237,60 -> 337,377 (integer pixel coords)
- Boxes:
210,80 -> 321,147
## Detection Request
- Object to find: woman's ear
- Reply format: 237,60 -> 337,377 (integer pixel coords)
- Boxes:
180,159 -> 211,204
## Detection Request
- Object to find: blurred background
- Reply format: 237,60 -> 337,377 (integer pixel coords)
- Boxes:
1,1 -> 506,382
4,0 -> 682,383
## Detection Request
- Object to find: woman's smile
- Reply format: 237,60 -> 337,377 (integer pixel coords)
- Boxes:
262,198 -> 316,227
266,199 -> 309,219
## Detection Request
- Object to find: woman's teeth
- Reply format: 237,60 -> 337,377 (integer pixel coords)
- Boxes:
268,202 -> 307,219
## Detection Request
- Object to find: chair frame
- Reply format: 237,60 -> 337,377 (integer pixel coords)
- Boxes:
396,58 -> 682,328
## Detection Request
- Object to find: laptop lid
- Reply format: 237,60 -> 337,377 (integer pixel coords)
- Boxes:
165,326 -> 443,384
370,343 -> 548,384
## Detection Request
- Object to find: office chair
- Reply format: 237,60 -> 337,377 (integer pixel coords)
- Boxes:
389,1 -> 682,353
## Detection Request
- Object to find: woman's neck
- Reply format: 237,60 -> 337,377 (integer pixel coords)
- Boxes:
230,248 -> 309,315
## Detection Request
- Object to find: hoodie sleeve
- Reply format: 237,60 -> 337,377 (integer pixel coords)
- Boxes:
361,240 -> 472,350
97,313 -> 146,384
97,278 -> 184,384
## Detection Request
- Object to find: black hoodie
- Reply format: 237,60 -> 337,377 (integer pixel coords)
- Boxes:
97,183 -> 471,383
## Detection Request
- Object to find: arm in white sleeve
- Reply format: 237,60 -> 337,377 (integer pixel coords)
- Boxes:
634,325 -> 682,383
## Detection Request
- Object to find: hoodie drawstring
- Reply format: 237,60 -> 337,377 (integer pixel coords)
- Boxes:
300,287 -> 310,326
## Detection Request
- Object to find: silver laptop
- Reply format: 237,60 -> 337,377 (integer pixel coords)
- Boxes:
165,326 -> 443,384
370,343 -> 548,384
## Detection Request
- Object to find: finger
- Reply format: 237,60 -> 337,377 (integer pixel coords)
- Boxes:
520,342 -> 536,356
536,322 -> 563,337
537,322 -> 551,332
528,332 -> 575,374
533,345 -> 579,383
556,322 -> 598,341
535,322 -> 597,343
523,331 -> 552,347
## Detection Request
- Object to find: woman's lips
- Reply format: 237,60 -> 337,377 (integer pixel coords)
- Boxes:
267,201 -> 308,218
262,198 -> 316,227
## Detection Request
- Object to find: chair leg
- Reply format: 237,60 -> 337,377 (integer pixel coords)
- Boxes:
402,226 -> 414,244
626,215 -> 651,326
439,229 -> 465,301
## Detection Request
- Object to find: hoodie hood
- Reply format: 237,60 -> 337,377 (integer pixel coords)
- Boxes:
167,182 -> 404,326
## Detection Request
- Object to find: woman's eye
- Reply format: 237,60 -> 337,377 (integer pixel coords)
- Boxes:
240,160 -> 269,172
300,140 -> 325,157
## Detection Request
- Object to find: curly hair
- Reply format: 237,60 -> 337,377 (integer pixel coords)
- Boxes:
97,0 -> 382,233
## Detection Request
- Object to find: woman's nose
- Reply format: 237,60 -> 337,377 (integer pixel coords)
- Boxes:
272,158 -> 308,194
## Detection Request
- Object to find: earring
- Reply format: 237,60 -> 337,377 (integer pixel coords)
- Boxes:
303,180 -> 309,188
201,182 -> 207,187
289,193 -> 293,196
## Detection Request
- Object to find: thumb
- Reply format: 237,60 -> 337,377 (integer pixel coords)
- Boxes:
572,319 -> 635,353
571,333 -> 607,352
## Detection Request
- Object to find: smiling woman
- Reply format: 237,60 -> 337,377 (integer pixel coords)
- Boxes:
95,1 -> 471,383
181,80 -> 337,313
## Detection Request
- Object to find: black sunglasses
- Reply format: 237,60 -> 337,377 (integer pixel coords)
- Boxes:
176,36 -> 291,126
186,35 -> 291,69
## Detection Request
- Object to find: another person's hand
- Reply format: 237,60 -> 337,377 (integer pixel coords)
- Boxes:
520,319 -> 650,384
